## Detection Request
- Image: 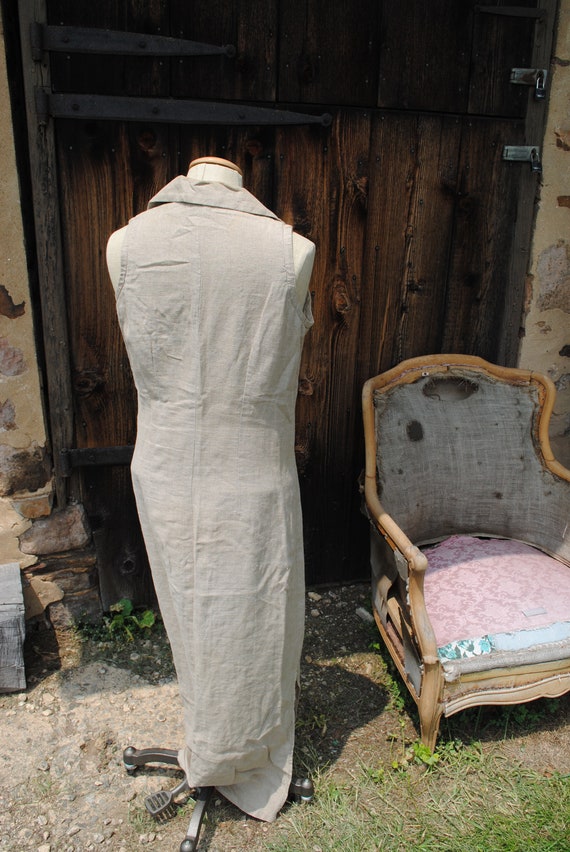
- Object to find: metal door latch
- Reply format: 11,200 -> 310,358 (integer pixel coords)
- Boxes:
502,145 -> 542,174
510,68 -> 548,100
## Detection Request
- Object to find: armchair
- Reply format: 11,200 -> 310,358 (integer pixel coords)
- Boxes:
362,355 -> 570,750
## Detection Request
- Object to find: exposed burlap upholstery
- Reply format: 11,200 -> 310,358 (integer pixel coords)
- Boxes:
362,355 -> 570,749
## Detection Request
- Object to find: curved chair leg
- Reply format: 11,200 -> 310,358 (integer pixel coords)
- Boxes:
417,665 -> 444,752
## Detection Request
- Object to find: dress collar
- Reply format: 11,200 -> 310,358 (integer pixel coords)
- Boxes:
148,175 -> 279,220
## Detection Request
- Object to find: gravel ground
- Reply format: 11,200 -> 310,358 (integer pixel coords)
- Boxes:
0,585 -> 381,851
1,582 -> 569,852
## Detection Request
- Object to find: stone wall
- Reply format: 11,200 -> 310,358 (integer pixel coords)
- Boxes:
0,7 -> 98,624
519,3 -> 570,467
0,6 -> 52,567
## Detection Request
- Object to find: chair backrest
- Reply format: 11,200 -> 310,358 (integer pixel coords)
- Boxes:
363,355 -> 570,563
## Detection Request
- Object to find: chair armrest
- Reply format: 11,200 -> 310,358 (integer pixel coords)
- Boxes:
364,476 -> 439,664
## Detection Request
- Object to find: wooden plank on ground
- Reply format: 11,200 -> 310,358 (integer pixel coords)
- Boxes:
0,563 -> 26,693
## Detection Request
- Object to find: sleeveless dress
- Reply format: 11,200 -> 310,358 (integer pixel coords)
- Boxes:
114,176 -> 313,822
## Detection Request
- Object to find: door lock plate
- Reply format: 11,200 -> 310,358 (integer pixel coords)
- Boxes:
503,145 -> 542,174
510,68 -> 548,100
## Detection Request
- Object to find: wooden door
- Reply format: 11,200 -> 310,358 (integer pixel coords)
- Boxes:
15,0 -> 558,604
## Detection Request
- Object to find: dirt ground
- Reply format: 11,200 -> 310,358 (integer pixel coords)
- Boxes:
1,584 -> 569,852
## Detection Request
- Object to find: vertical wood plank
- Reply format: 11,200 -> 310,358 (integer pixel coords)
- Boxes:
279,0 -> 380,106
468,1 -> 536,118
18,0 -> 73,506
55,116 -> 173,605
442,118 -> 525,358
124,1 -> 172,97
358,113 -> 462,380
47,0 -> 125,95
378,0 -> 473,113
274,112 -> 371,583
171,0 -> 277,101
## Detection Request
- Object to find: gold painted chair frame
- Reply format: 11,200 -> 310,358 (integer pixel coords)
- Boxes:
362,354 -> 570,749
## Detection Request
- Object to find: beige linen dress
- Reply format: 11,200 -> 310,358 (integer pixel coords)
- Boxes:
114,176 -> 313,822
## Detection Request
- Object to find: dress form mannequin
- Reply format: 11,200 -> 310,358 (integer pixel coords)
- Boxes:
108,157 -> 315,850
106,157 -> 315,304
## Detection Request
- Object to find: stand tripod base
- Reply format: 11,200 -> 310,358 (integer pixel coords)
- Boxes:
122,745 -> 314,851
123,746 -> 211,851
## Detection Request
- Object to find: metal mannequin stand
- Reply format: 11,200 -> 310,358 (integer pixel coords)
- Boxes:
123,745 -> 314,851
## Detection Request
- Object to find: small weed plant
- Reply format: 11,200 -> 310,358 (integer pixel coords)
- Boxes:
107,598 -> 156,640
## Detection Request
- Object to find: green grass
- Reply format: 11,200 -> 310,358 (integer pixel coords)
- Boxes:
267,744 -> 570,852
271,635 -> 570,852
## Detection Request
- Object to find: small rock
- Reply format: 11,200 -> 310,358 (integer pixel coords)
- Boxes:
67,825 -> 81,836
37,760 -> 50,772
37,845 -> 51,852
42,692 -> 56,706
42,709 -> 54,716
356,606 -> 374,624
308,591 -> 322,602
310,609 -> 320,617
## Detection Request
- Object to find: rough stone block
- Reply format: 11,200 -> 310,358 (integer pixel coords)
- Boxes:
19,503 -> 91,556
0,442 -> 52,497
10,490 -> 54,519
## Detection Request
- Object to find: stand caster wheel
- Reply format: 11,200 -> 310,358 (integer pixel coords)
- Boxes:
123,746 -> 138,773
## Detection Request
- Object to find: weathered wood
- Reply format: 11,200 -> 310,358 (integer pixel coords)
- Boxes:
54,115 -> 168,605
469,0 -> 536,118
0,563 -> 26,693
279,0 -> 380,106
378,1 -> 473,113
17,0 -> 74,506
171,0 -> 278,102
358,113 -> 462,378
442,118 -> 526,358
12,0 -> 559,596
47,0 -> 124,95
274,113 -> 371,582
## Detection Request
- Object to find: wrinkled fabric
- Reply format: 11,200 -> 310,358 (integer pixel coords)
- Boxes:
115,176 -> 313,821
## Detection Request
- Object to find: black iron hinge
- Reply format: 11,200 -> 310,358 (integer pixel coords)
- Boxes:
35,90 -> 332,127
30,22 -> 235,60
60,446 -> 134,476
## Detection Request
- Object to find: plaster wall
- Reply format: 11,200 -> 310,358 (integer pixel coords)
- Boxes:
519,1 -> 570,467
0,6 -> 52,568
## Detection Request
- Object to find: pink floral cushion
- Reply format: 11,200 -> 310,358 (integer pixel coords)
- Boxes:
422,535 -> 570,649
